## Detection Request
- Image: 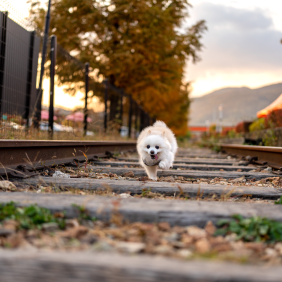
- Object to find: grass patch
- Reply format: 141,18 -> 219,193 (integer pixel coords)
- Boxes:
141,188 -> 152,198
0,202 -> 66,230
72,204 -> 97,221
274,196 -> 282,205
215,215 -> 282,243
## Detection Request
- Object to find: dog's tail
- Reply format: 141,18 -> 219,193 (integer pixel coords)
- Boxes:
153,120 -> 167,128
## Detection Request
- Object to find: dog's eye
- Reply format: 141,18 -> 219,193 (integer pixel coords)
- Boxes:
155,146 -> 159,149
146,145 -> 150,149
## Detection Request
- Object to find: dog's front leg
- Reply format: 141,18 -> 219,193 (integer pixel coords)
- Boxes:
144,165 -> 158,180
167,151 -> 174,168
159,159 -> 170,170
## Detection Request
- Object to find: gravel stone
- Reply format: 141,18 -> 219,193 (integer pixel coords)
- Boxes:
186,226 -> 207,239
42,222 -> 59,232
115,242 -> 145,254
0,228 -> 15,236
177,249 -> 193,258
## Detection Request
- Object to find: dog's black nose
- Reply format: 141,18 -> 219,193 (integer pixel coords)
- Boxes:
150,150 -> 154,154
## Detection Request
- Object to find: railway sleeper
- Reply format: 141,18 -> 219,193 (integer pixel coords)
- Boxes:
1,192 -> 282,226
92,160 -> 256,172
0,250 -> 281,282
15,177 -> 282,200
89,166 -> 275,180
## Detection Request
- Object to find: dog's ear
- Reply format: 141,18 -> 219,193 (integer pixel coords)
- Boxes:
162,131 -> 165,137
147,130 -> 151,136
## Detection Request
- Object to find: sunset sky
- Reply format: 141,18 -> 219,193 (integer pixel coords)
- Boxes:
186,0 -> 282,97
11,0 -> 282,107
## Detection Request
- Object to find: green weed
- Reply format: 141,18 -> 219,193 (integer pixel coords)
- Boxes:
274,196 -> 282,205
72,204 -> 97,221
215,215 -> 282,243
0,202 -> 65,230
141,188 -> 152,197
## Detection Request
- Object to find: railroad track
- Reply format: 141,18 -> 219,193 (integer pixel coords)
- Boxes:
0,140 -> 136,177
221,144 -> 282,170
1,143 -> 282,281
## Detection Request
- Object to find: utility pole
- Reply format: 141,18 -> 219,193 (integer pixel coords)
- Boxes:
218,104 -> 223,133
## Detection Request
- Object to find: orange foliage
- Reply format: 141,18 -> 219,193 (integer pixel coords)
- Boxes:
29,0 -> 206,135
265,109 -> 282,128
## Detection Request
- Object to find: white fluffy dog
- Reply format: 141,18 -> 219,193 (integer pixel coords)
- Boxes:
137,120 -> 178,180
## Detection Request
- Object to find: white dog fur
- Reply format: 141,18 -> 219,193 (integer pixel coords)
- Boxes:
137,120 -> 178,180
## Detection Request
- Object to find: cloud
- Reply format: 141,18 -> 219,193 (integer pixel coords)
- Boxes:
185,2 -> 282,95
191,27 -> 282,71
192,3 -> 273,30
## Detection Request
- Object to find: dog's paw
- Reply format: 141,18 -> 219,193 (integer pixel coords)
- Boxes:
159,161 -> 170,170
159,161 -> 165,169
149,176 -> 157,181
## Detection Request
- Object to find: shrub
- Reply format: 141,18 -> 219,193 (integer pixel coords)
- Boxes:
249,118 -> 265,132
235,121 -> 253,133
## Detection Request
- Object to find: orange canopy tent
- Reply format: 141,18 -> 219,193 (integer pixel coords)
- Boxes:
257,93 -> 282,118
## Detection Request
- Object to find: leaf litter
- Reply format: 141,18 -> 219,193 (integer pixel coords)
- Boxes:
1,202 -> 282,265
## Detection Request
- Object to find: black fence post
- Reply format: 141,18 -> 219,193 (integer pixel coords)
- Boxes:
0,12 -> 8,119
33,0 -> 52,129
146,113 -> 149,127
119,91 -> 123,131
33,89 -> 42,129
128,95 -> 133,138
84,62 -> 89,136
24,31 -> 35,128
48,35 -> 57,138
143,110 -> 147,129
148,114 -> 151,126
140,109 -> 144,131
139,108 -> 142,131
144,113 -> 147,127
134,102 -> 139,137
144,112 -> 149,128
104,79 -> 108,132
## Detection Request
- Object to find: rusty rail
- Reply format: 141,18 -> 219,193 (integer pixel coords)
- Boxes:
0,140 -> 136,177
221,144 -> 282,170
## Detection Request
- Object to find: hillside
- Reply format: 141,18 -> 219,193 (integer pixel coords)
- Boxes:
189,83 -> 282,126
42,105 -> 72,116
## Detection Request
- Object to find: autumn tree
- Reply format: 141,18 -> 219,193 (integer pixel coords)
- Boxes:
29,0 -> 206,135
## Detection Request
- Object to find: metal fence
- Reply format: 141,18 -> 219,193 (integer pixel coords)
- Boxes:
0,2 -> 153,139
54,39 -> 153,138
0,11 -> 40,125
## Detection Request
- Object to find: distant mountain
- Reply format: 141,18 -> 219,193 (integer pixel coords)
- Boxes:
189,83 -> 282,126
42,105 -> 72,116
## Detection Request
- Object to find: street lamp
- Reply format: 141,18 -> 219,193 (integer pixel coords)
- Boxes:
218,104 -> 223,133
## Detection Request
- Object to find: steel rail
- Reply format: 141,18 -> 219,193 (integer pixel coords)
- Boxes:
0,140 -> 136,177
221,144 -> 282,170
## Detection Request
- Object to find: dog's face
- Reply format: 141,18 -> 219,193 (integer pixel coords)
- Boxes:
141,133 -> 169,160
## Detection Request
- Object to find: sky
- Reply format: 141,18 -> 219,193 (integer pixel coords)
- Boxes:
8,0 -> 282,107
186,0 -> 282,97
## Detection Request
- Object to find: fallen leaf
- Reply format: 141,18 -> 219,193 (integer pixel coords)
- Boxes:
0,181 -> 17,191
